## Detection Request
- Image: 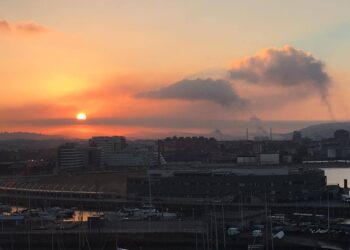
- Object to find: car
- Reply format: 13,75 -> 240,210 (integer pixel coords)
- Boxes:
227,227 -> 240,236
341,194 -> 350,202
252,229 -> 263,237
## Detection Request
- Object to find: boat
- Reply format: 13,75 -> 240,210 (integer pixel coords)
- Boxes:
161,212 -> 177,220
55,221 -> 80,230
0,204 -> 11,214
46,207 -> 75,219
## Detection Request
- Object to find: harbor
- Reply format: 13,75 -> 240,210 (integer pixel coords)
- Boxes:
1,167 -> 350,249
0,198 -> 350,249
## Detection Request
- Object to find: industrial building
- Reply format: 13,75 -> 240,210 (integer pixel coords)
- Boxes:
127,168 -> 326,202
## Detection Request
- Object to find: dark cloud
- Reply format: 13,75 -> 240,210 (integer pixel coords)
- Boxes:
137,78 -> 243,106
0,19 -> 48,35
229,45 -> 331,96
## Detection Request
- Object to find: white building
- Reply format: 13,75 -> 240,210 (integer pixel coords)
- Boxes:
57,143 -> 87,170
237,156 -> 256,165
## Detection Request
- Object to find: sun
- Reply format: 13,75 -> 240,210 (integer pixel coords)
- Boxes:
76,112 -> 87,121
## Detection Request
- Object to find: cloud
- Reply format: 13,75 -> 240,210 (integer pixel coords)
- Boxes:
0,20 -> 10,33
0,19 -> 48,35
137,78 -> 243,106
15,21 -> 47,34
229,45 -> 331,98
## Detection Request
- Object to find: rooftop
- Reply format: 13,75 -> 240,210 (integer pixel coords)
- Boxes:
148,167 -> 324,177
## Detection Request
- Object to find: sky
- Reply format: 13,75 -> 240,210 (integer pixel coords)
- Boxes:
0,0 -> 350,138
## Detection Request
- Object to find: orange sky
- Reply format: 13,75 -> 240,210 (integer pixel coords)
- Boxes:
1,1 -> 350,138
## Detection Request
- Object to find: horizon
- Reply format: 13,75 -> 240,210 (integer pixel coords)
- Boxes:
1,119 -> 350,140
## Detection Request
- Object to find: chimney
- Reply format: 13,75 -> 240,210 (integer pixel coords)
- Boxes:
344,179 -> 348,189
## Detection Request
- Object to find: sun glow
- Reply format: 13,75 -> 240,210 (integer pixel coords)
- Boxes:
76,112 -> 87,120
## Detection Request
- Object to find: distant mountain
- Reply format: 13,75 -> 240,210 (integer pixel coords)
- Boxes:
0,132 -> 63,141
285,122 -> 350,140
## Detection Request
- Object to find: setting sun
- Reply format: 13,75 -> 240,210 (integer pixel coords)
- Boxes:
76,112 -> 87,120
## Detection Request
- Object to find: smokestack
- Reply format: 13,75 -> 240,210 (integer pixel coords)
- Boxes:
344,179 -> 348,189
246,128 -> 249,141
270,128 -> 272,141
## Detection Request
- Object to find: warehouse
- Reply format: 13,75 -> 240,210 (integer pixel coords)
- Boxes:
127,168 -> 326,202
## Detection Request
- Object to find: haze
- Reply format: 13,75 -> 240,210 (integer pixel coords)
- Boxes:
1,0 -> 350,138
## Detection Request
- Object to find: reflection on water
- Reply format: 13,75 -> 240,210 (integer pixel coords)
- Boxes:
10,206 -> 98,221
322,168 -> 350,187
72,210 -> 101,221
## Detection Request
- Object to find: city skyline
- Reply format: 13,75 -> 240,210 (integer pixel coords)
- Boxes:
1,1 -> 350,138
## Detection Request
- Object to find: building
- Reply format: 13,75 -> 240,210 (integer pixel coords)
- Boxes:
89,136 -> 126,153
292,131 -> 302,142
127,168 -> 326,202
158,136 -> 218,162
57,143 -> 88,171
259,153 -> 280,165
87,146 -> 103,169
334,129 -> 350,140
236,156 -> 256,166
327,148 -> 337,159
103,151 -> 166,167
89,136 -> 126,166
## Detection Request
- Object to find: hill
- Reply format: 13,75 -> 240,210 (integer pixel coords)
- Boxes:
292,122 -> 350,140
0,132 -> 62,141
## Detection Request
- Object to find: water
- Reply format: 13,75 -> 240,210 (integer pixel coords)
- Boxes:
10,206 -> 97,221
322,167 -> 350,187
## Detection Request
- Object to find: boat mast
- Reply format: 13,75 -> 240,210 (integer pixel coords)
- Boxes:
222,203 -> 226,249
264,192 -> 269,250
327,192 -> 330,231
148,168 -> 152,205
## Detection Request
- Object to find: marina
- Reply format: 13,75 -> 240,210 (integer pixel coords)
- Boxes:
0,198 -> 349,249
